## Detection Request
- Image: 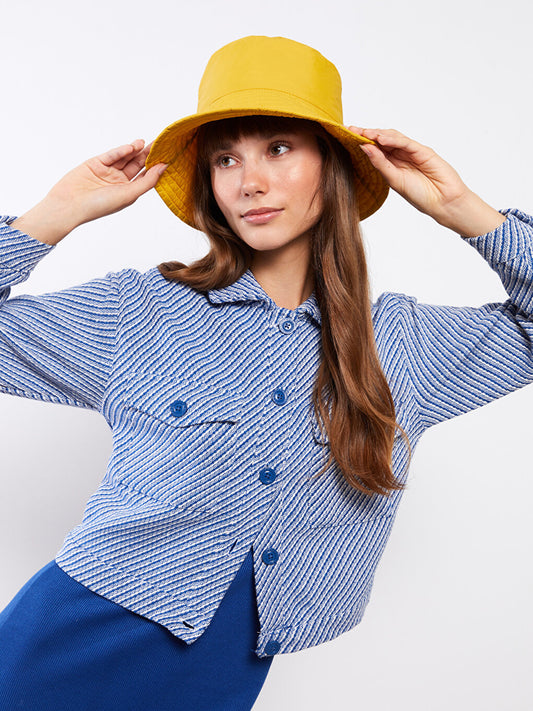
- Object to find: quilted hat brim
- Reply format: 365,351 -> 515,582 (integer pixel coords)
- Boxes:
145,107 -> 389,229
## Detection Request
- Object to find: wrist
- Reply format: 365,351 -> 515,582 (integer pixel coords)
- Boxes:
10,198 -> 78,246
436,190 -> 506,239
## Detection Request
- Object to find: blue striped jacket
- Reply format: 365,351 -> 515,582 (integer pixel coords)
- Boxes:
1,208 -> 532,658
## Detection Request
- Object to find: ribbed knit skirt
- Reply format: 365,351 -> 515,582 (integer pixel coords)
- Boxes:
0,547 -> 273,710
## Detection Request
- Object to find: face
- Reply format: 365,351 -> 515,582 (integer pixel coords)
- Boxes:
209,127 -> 324,255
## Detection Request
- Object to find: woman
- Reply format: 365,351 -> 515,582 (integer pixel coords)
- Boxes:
0,35 -> 531,710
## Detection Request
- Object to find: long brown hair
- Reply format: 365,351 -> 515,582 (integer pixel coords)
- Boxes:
156,115 -> 412,496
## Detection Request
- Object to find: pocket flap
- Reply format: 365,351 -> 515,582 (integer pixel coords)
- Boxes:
123,372 -> 244,428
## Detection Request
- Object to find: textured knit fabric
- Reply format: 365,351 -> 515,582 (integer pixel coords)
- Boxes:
0,548 -> 272,711
1,208 -> 533,659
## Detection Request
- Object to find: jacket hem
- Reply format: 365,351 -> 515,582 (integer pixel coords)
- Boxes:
54,540 -> 203,644
254,589 -> 371,657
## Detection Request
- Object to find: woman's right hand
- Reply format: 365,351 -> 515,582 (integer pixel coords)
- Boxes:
11,140 -> 168,245
47,139 -> 168,226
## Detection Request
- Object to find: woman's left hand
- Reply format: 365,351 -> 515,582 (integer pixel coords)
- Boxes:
346,126 -> 505,237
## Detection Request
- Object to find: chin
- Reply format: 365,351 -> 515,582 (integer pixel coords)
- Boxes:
246,236 -> 293,252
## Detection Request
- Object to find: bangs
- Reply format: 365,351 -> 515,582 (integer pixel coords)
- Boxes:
196,115 -> 323,163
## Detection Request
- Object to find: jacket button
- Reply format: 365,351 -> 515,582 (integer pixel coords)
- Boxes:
271,388 -> 286,405
170,400 -> 187,417
262,548 -> 279,565
259,468 -> 277,485
279,319 -> 295,333
264,640 -> 281,655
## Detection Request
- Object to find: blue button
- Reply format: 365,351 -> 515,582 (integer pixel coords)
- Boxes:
170,400 -> 187,417
262,548 -> 279,565
279,319 -> 295,333
264,640 -> 281,655
271,388 -> 286,405
259,468 -> 277,485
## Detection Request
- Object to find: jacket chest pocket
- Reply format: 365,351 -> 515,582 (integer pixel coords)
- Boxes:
115,372 -> 244,511
305,415 -> 399,528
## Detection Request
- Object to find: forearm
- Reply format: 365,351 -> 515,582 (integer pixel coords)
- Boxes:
436,189 -> 507,239
10,198 -> 78,246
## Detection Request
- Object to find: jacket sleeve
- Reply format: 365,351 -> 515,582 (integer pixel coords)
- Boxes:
0,215 -> 119,412
399,207 -> 533,430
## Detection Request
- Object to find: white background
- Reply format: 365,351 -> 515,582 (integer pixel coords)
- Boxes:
1,1 -> 532,709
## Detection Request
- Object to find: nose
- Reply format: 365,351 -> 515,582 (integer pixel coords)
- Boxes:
240,158 -> 267,197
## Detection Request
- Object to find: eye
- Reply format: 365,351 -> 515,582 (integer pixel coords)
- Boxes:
270,141 -> 291,156
212,141 -> 291,169
215,154 -> 236,168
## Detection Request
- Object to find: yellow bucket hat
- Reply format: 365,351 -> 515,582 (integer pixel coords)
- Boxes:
145,35 -> 389,228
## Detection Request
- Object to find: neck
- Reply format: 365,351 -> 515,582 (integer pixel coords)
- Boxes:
251,243 -> 314,311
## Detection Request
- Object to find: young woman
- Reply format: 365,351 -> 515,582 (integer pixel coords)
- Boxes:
1,35 -> 532,710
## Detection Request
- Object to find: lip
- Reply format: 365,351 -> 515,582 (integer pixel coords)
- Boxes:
242,208 -> 283,224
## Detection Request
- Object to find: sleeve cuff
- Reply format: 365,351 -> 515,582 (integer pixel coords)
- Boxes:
0,214 -> 56,277
462,208 -> 533,264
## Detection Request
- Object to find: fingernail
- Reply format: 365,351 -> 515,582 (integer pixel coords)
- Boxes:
158,163 -> 169,174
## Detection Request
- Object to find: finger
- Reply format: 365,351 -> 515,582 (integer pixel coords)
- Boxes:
98,141 -> 144,167
360,128 -> 422,151
120,152 -> 152,181
366,130 -> 437,168
112,140 -> 147,171
114,140 -> 154,176
345,125 -> 365,136
137,141 -> 154,167
106,164 -> 167,210
129,163 -> 168,192
344,125 -> 379,147
359,144 -> 397,186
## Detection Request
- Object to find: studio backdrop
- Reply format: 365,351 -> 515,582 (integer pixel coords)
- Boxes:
0,1 -> 531,710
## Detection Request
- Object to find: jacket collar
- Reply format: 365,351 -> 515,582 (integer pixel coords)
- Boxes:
207,268 -> 322,327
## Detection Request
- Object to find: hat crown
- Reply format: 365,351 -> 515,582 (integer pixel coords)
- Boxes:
146,35 -> 390,226
198,35 -> 344,124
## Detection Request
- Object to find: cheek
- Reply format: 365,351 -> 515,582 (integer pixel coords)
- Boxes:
280,168 -> 312,205
288,160 -> 322,195
211,180 -> 232,217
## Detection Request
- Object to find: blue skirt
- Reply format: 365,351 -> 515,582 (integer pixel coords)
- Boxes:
0,547 -> 273,710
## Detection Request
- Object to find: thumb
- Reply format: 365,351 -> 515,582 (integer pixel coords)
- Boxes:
360,144 -> 395,184
128,163 -> 169,200
359,143 -> 400,189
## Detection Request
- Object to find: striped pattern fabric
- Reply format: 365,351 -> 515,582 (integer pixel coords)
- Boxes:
1,207 -> 532,658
